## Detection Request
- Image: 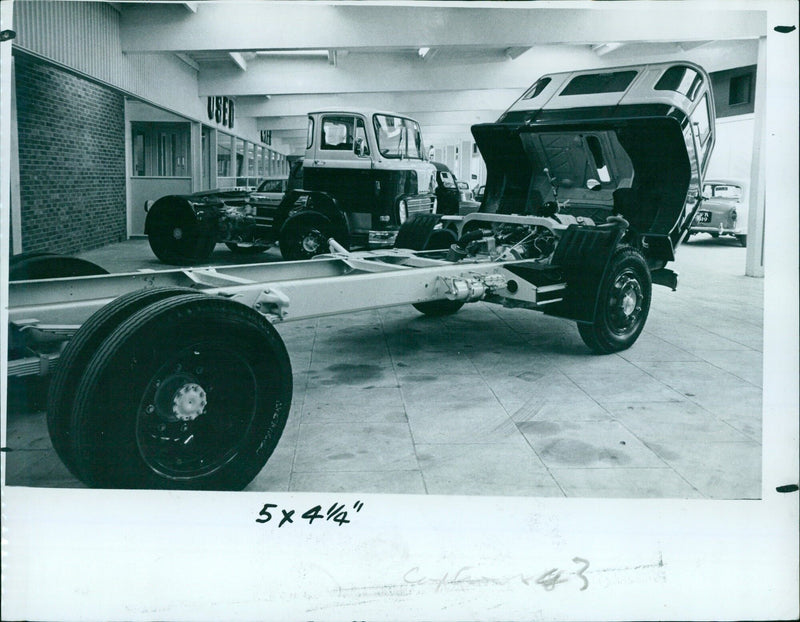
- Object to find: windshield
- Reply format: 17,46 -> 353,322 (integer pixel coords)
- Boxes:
373,114 -> 424,159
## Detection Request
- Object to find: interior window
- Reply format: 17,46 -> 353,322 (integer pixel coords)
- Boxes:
321,116 -> 354,150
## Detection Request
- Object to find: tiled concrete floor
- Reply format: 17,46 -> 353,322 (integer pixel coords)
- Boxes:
4,234 -> 763,498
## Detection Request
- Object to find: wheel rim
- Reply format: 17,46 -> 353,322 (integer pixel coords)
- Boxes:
607,269 -> 644,336
300,228 -> 324,255
136,343 -> 258,479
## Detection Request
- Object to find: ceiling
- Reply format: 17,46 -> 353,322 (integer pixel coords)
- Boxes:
115,2 -> 764,155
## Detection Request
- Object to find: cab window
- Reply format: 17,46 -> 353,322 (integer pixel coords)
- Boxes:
355,117 -> 370,156
655,65 -> 703,100
306,117 -> 314,149
373,114 -> 424,159
560,71 -> 637,96
321,116 -> 355,151
692,94 -> 712,145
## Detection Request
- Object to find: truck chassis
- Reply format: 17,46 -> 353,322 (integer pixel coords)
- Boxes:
6,211 -> 649,490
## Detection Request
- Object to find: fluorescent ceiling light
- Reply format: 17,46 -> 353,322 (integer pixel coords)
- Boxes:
255,50 -> 330,59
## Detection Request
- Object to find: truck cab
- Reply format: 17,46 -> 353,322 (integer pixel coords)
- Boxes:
277,109 -> 437,259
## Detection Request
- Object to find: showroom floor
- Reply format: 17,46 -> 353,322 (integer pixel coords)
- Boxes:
4,235 -> 763,498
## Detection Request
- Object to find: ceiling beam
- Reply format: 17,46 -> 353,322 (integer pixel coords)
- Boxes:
198,39 -> 758,98
234,88 -> 525,117
119,4 -> 766,53
229,52 -> 247,71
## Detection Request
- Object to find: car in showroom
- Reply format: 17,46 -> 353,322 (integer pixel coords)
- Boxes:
432,161 -> 481,215
431,161 -> 461,215
689,178 -> 749,246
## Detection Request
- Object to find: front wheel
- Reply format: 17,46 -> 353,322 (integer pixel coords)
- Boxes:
279,217 -> 331,260
577,247 -> 652,354
68,295 -> 293,490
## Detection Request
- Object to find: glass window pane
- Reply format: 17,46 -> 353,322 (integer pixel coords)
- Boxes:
560,71 -> 637,96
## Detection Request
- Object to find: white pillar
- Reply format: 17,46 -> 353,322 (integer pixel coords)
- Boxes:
745,35 -> 767,278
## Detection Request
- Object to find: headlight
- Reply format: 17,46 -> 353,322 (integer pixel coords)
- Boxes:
399,199 -> 408,224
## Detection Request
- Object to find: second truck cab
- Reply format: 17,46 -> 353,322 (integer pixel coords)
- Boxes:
279,109 -> 438,259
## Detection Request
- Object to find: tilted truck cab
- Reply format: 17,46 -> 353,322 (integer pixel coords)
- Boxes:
476,61 -> 715,272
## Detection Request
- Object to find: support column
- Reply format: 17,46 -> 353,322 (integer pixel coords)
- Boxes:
190,120 -> 202,193
745,35 -> 767,278
9,53 -> 22,253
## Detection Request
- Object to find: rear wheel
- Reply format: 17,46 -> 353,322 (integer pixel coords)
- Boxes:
577,247 -> 651,354
148,215 -> 216,265
47,287 -> 196,478
68,295 -> 293,490
9,253 -> 108,280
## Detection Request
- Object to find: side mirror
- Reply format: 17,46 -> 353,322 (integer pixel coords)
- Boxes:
586,179 -> 602,191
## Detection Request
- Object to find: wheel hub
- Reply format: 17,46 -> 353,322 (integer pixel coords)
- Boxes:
172,227 -> 184,240
609,272 -> 643,333
172,383 -> 207,421
301,229 -> 323,254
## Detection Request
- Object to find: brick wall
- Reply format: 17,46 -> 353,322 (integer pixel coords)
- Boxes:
15,53 -> 127,255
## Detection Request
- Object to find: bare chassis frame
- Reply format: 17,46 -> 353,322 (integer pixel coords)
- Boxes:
8,213 -> 574,379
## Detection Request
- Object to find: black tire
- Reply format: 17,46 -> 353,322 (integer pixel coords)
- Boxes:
395,213 -> 449,250
403,214 -> 464,316
68,295 -> 293,490
225,242 -> 268,255
148,213 -> 216,265
47,287 -> 197,479
279,216 -> 330,260
577,247 -> 652,354
736,234 -> 747,247
412,298 -> 465,317
9,254 -> 108,280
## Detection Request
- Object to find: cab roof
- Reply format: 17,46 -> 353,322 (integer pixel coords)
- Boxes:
501,61 -> 712,124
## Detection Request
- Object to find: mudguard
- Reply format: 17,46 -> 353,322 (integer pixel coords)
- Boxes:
542,224 -> 624,323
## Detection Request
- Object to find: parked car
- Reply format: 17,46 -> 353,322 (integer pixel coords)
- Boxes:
431,161 -> 461,215
690,179 -> 748,246
456,181 -> 474,202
